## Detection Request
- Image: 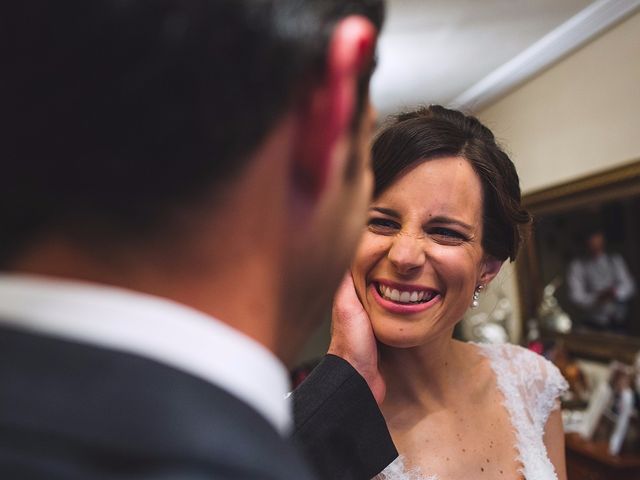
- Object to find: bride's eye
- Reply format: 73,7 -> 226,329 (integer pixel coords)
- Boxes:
368,218 -> 400,234
429,227 -> 467,244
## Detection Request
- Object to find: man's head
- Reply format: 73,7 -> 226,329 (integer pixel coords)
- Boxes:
585,230 -> 606,258
2,1 -> 384,362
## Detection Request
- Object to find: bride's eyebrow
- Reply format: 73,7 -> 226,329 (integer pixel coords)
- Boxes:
370,207 -> 399,217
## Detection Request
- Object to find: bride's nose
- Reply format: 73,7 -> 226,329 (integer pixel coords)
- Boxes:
387,233 -> 426,275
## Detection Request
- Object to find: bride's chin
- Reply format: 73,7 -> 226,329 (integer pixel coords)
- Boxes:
372,325 -> 425,349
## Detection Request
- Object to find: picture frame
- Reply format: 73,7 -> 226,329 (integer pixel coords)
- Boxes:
516,159 -> 640,363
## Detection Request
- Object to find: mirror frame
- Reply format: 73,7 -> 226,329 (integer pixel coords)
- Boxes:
516,159 -> 640,364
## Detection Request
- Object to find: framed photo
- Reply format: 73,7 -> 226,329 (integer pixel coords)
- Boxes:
517,160 -> 640,362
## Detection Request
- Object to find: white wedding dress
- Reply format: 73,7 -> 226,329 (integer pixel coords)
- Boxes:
375,343 -> 568,480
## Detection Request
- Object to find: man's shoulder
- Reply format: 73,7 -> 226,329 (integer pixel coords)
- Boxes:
0,325 -> 314,479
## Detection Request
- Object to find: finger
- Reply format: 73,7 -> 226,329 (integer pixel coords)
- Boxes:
330,273 -> 350,336
333,273 -> 365,323
335,271 -> 356,300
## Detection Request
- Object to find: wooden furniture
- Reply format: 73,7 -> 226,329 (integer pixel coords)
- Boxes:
565,433 -> 640,480
545,330 -> 640,364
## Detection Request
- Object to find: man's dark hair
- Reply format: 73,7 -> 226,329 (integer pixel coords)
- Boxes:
1,0 -> 384,266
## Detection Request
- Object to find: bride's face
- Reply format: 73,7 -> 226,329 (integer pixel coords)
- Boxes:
351,156 -> 499,348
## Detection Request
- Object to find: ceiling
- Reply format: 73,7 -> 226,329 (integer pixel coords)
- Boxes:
371,0 -> 595,115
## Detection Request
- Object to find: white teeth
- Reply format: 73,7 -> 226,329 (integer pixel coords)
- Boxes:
378,284 -> 437,304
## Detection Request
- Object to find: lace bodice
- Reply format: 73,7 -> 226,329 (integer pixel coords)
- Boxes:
375,343 -> 568,480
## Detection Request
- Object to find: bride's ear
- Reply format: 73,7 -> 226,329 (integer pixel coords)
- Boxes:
479,256 -> 503,286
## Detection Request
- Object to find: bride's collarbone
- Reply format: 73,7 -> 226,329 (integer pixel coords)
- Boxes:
382,361 -> 495,426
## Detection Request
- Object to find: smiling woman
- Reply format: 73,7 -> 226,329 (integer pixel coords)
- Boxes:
354,156 -> 487,346
343,105 -> 569,480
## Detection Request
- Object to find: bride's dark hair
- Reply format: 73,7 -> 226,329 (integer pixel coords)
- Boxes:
371,105 -> 531,262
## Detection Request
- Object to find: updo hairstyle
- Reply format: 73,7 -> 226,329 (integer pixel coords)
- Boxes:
371,105 -> 531,262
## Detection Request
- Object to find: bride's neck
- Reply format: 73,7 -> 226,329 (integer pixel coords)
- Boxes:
380,333 -> 468,408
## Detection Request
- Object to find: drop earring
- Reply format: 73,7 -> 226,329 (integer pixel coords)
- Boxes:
471,284 -> 484,308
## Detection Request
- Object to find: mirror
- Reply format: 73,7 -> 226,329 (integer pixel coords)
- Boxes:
517,160 -> 640,363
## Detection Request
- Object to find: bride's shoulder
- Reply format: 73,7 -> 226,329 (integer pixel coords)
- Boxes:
474,341 -> 543,363
472,342 -> 568,425
473,342 -> 564,382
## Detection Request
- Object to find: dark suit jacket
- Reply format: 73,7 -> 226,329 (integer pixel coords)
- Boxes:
292,355 -> 396,479
0,325 -> 396,479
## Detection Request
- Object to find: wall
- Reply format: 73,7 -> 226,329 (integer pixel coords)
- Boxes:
476,10 -> 640,340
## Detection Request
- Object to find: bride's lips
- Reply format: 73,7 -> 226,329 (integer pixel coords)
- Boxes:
370,280 -> 441,315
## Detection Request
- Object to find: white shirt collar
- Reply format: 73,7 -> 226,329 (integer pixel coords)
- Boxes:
0,273 -> 292,435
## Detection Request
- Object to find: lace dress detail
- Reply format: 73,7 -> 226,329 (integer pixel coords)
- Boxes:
375,456 -> 438,480
375,343 -> 568,480
475,343 -> 568,479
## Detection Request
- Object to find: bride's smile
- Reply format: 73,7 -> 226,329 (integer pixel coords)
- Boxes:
371,280 -> 441,312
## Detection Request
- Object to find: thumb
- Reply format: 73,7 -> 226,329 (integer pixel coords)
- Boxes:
330,274 -> 386,405
332,272 -> 367,323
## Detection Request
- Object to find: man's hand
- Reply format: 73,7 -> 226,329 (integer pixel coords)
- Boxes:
597,287 -> 616,304
327,273 -> 385,405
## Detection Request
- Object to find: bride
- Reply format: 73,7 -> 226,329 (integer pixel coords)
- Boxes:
334,105 -> 568,480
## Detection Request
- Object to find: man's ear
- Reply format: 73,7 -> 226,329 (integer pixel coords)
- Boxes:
292,15 -> 376,199
479,256 -> 503,286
